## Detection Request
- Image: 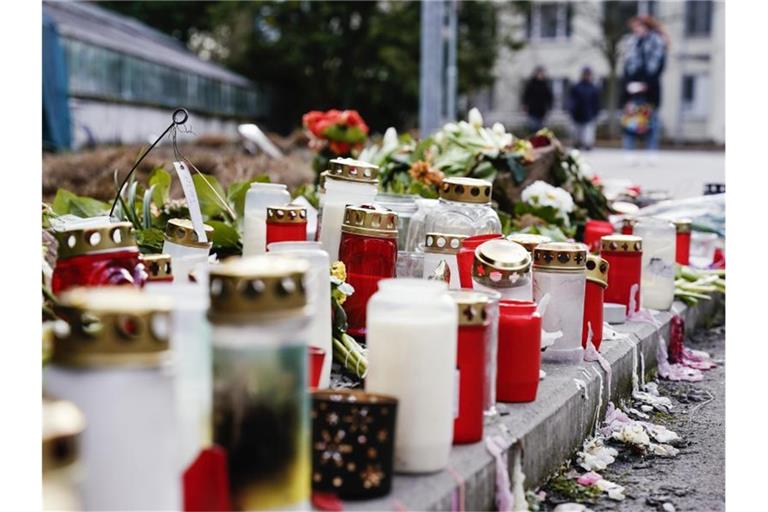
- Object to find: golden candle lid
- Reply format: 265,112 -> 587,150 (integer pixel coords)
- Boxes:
164,218 -> 214,249
600,234 -> 643,253
673,218 -> 692,234
54,221 -> 138,259
208,255 -> 308,323
447,290 -> 490,327
140,253 -> 173,281
507,233 -> 552,253
532,242 -> 588,271
585,254 -> 609,288
266,205 -> 308,224
43,397 -> 85,472
53,287 -> 172,368
439,177 -> 492,204
473,239 -> 532,287
424,233 -> 467,255
341,204 -> 398,239
327,157 -> 379,184
318,170 -> 330,192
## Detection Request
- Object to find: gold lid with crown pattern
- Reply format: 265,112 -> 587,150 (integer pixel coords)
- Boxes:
473,239 -> 532,287
585,254 -> 609,288
53,287 -> 172,368
507,233 -> 552,253
54,221 -> 138,259
43,397 -> 85,472
341,204 -> 398,239
424,233 -> 467,255
600,234 -> 643,253
326,157 -> 379,184
532,242 -> 588,272
267,205 -> 308,224
164,218 -> 214,248
439,177 -> 492,204
448,290 -> 490,327
208,256 -> 308,323
673,218 -> 692,234
140,253 -> 173,281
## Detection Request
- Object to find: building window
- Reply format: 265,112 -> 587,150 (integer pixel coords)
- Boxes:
685,1 -> 713,37
681,73 -> 709,119
527,3 -> 572,41
551,78 -> 571,110
601,1 -> 657,29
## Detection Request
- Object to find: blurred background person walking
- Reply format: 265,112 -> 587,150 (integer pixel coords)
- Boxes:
568,67 -> 601,151
521,66 -> 553,134
620,15 -> 669,165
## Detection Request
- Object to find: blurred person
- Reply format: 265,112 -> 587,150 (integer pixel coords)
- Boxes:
521,66 -> 553,134
568,67 -> 601,150
620,15 -> 669,165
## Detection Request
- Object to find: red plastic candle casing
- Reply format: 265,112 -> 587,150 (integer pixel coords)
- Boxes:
339,205 -> 398,339
582,255 -> 609,350
51,222 -> 147,294
583,220 -> 614,253
454,322 -> 487,444
673,219 -> 692,266
496,300 -> 541,402
266,206 -> 308,248
600,235 -> 643,315
620,218 -> 635,235
457,233 -> 503,288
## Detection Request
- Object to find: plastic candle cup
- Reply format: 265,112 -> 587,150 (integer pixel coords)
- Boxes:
51,221 -> 146,294
600,235 -> 643,315
43,398 -> 85,511
583,220 -> 615,253
375,193 -> 419,249
45,287 -> 180,510
365,279 -> 458,473
506,233 -> 552,255
396,250 -> 425,278
532,242 -> 588,364
496,300 -> 542,402
423,233 -> 466,287
140,253 -> 174,284
621,217 -> 637,235
472,239 -> 533,301
242,183 -> 291,256
673,218 -> 692,266
634,218 -> 677,311
404,198 -> 440,252
318,158 -> 380,262
266,205 -> 308,248
582,255 -> 609,350
162,218 -> 213,283
339,204 -> 398,340
457,233 -> 503,288
468,289 -> 502,419
208,256 -> 312,511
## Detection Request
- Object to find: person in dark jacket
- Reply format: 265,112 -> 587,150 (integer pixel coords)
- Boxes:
521,66 -> 554,134
568,67 -> 601,150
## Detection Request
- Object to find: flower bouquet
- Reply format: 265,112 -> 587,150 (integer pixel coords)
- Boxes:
302,109 -> 370,176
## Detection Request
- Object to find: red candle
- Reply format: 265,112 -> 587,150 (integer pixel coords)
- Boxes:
620,218 -> 636,235
673,219 -> 692,266
457,233 -> 502,288
308,347 -> 326,390
600,235 -> 643,315
448,291 -> 489,444
266,206 -> 308,248
582,255 -> 609,350
140,254 -> 174,283
583,220 -> 614,253
339,205 -> 398,339
51,222 -> 147,294
496,300 -> 541,403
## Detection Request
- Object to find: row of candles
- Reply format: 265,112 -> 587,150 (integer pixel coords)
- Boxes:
43,158 -> 694,509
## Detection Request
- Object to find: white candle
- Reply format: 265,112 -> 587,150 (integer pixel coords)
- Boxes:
242,183 -> 290,256
635,218 -> 676,310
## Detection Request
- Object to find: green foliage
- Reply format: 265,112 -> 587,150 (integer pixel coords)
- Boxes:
136,227 -> 165,254
51,189 -> 110,218
205,220 -> 241,252
148,168 -> 172,205
192,173 -> 230,219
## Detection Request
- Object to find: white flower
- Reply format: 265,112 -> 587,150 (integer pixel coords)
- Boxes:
443,122 -> 459,133
338,283 -> 355,296
468,107 -> 484,128
521,180 -> 575,219
382,127 -> 399,152
492,122 -> 506,136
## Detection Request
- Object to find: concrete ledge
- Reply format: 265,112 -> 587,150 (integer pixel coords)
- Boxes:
345,296 -> 723,511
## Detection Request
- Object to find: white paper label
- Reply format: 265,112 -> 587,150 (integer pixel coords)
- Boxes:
173,161 -> 208,243
454,368 -> 460,419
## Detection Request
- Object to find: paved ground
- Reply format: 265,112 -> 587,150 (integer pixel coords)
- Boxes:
579,148 -> 725,200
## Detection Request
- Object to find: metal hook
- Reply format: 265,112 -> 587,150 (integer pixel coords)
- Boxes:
172,108 -> 189,126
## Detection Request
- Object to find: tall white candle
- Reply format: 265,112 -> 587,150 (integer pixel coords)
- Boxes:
242,183 -> 291,256
635,218 -> 676,310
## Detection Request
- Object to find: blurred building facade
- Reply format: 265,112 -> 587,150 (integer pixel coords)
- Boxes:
43,1 -> 268,150
473,0 -> 724,144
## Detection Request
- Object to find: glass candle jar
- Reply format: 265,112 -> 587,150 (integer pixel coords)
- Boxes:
396,250 -> 425,278
208,256 -> 311,511
447,290 -> 490,444
600,235 -> 643,315
423,177 -> 501,245
162,218 -> 213,282
621,218 -> 637,235
690,231 -> 719,268
457,233 -> 503,288
311,390 -> 398,499
507,233 -> 552,254
583,220 -> 615,253
43,397 -> 85,511
51,221 -> 146,294
366,279 -> 458,473
242,182 -> 291,256
375,193 -> 418,249
473,289 -> 501,419
319,158 -> 380,262
473,239 -> 533,301
673,218 -> 692,266
45,287 -> 179,510
141,253 -> 174,283
423,233 -> 466,288
266,205 -> 308,248
532,242 -> 588,364
582,255 -> 609,351
496,300 -> 542,402
267,241 -> 333,388
404,197 -> 440,252
339,204 -> 398,339
634,218 -> 676,311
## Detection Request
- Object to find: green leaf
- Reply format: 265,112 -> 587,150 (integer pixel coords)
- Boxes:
507,156 -> 528,184
148,168 -> 172,205
412,137 -> 434,161
205,220 -> 241,249
472,160 -> 497,180
142,185 -> 155,229
51,189 -> 76,215
51,189 -> 110,217
192,174 -> 227,218
136,227 -> 165,253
